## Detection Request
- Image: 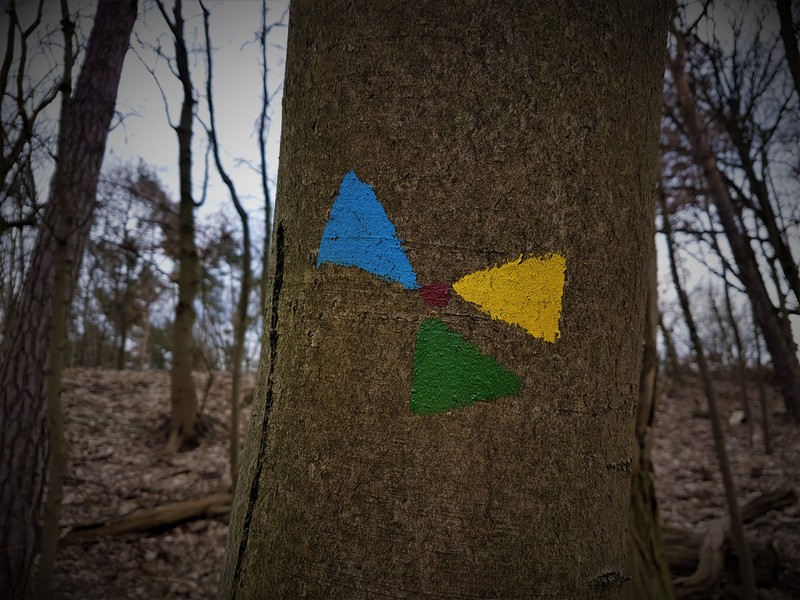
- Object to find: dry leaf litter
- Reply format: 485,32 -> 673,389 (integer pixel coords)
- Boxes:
49,369 -> 799,599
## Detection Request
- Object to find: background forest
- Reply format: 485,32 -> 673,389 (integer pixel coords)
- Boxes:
0,0 -> 798,598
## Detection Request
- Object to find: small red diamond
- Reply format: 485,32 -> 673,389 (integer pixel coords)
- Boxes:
420,281 -> 450,307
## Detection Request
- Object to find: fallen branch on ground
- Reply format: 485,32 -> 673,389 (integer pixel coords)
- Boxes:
665,486 -> 797,597
664,527 -> 779,587
62,493 -> 232,543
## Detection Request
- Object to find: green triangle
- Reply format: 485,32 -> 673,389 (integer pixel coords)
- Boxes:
410,318 -> 521,415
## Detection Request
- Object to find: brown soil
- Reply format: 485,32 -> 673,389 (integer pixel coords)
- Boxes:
51,369 -> 798,599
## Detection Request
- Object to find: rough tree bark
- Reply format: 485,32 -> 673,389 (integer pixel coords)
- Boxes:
219,2 -> 670,598
0,1 -> 137,597
668,28 -> 800,420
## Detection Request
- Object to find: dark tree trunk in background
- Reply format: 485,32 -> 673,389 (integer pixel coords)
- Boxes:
721,109 -> 800,309
219,1 -> 669,597
201,1 -> 251,490
0,1 -> 137,597
661,192 -> 757,600
258,0 -> 273,321
669,29 -> 800,421
627,237 -> 674,600
156,0 -> 199,452
708,230 -> 754,441
34,2 -> 76,594
117,316 -> 129,370
660,312 -> 683,384
752,307 -> 773,455
777,0 -> 800,104
721,258 -> 753,442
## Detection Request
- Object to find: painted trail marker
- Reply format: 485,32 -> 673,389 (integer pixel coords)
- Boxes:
419,281 -> 450,307
316,170 -> 419,290
452,254 -> 566,343
411,318 -> 521,415
315,170 -> 568,414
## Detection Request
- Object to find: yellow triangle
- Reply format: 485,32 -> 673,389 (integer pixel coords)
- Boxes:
452,254 -> 566,343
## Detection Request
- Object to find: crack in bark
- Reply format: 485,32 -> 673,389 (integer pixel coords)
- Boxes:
231,223 -> 284,598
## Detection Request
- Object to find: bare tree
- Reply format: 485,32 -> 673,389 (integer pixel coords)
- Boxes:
201,0 -> 251,490
0,1 -> 138,596
257,0 -> 273,319
627,232 -> 674,600
0,0 -> 62,203
689,5 -> 800,307
0,0 -> 67,331
153,0 -> 201,452
255,0 -> 288,324
70,167 -> 169,370
660,188 -> 756,599
666,22 -> 800,419
752,306 -> 773,455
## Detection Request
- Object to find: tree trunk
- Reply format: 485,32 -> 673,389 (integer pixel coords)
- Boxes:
219,2 -> 669,597
777,0 -> 800,104
723,116 -> 800,308
660,192 -> 757,599
258,0 -> 273,323
668,29 -> 800,420
660,312 -> 683,384
162,0 -> 199,452
0,1 -> 137,596
721,259 -> 753,442
201,0 -> 251,491
117,318 -> 128,370
708,229 -> 753,442
36,6 -> 76,592
627,235 -> 674,600
138,304 -> 151,369
753,308 -> 773,455
34,238 -> 69,600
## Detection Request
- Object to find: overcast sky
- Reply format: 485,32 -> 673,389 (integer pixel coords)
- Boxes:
105,0 -> 289,243
6,0 -> 795,358
105,0 -> 796,357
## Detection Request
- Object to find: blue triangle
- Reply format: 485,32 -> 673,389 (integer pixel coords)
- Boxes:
316,171 -> 419,290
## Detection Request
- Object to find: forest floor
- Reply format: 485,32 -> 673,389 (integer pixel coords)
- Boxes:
51,368 -> 799,599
